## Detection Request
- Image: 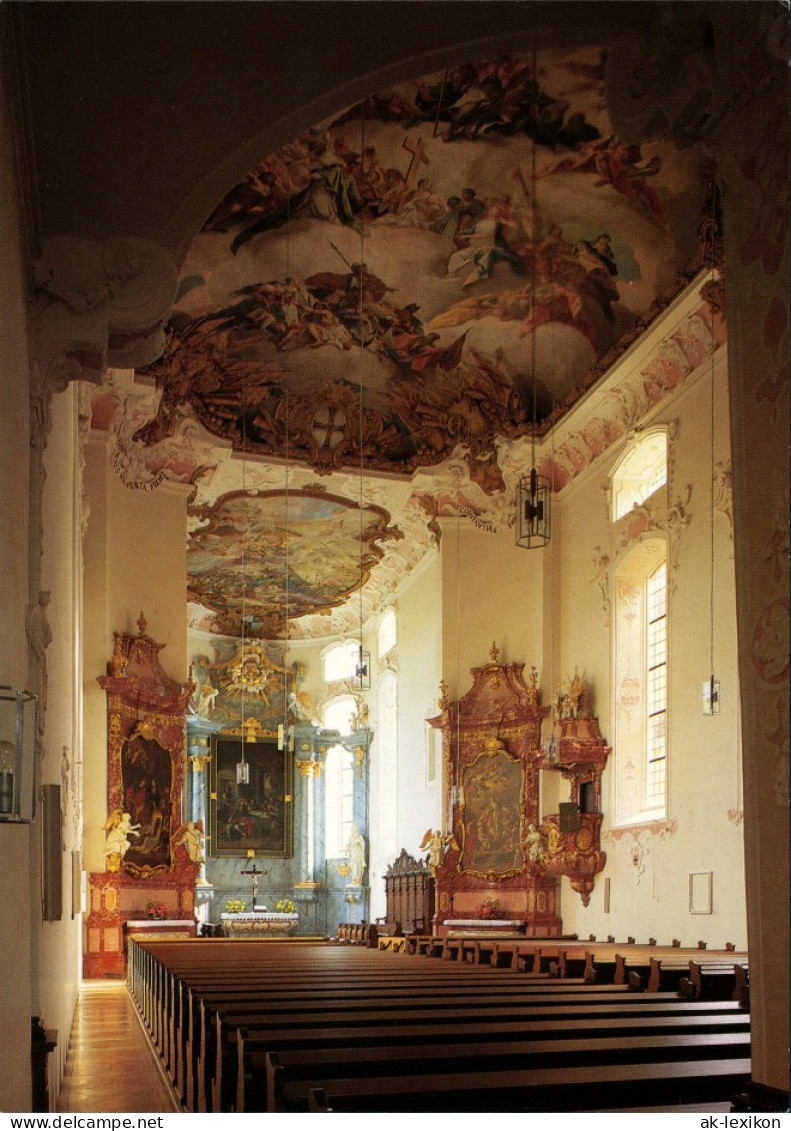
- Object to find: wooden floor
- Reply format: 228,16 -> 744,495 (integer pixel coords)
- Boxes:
58,981 -> 178,1114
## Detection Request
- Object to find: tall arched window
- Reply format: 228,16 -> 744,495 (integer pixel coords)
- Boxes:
613,539 -> 668,825
322,695 -> 356,858
376,669 -> 398,863
322,640 -> 360,682
377,607 -> 397,659
611,430 -> 668,521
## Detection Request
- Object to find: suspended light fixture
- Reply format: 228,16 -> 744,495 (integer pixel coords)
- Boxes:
352,102 -> 371,695
704,180 -> 720,716
516,39 -> 551,550
236,353 -> 251,786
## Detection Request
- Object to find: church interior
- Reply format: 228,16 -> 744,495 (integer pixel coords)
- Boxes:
0,0 -> 787,1114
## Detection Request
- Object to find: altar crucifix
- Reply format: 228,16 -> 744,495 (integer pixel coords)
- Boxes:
241,862 -> 268,908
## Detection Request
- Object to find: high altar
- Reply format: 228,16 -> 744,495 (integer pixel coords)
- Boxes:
428,645 -> 610,936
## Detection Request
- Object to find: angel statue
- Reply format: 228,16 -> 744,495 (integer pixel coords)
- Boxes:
419,828 -> 458,875
526,823 -> 548,867
175,819 -> 206,864
103,810 -> 141,871
346,825 -> 367,886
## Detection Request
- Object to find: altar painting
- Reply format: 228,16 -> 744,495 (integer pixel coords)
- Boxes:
209,735 -> 293,857
459,745 -> 524,877
120,731 -> 174,874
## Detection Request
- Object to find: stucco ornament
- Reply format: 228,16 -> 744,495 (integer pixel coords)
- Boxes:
31,236 -> 177,389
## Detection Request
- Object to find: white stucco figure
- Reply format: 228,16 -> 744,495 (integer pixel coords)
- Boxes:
346,825 -> 366,885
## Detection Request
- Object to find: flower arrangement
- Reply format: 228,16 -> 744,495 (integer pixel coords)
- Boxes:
474,897 -> 503,920
224,899 -> 246,914
146,901 -> 167,920
276,898 -> 297,914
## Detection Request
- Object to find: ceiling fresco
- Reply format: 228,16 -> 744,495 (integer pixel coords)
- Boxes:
95,46 -> 715,641
134,46 -> 705,480
187,488 -> 402,638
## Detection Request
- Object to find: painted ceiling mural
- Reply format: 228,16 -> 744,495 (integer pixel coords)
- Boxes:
187,489 -> 401,638
96,47 -> 717,640
135,47 -> 705,478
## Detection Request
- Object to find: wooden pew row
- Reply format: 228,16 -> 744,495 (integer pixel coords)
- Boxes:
305,1058 -> 751,1114
235,1006 -> 750,1112
214,995 -> 748,1113
269,1031 -> 750,1113
128,936 -> 746,1112
179,962 -> 567,1105
191,979 -> 634,1111
133,938 -> 547,1080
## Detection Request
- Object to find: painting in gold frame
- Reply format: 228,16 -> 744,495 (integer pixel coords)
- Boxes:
209,733 -> 293,858
459,743 -> 524,878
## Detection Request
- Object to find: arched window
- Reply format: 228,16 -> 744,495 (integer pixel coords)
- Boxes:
611,430 -> 668,521
322,695 -> 357,858
613,539 -> 668,825
322,639 -> 360,683
376,670 -> 398,862
377,607 -> 397,659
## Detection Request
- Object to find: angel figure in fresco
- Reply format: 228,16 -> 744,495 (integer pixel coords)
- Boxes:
103,810 -> 141,869
419,828 -> 458,874
538,135 -> 666,226
174,819 -> 206,865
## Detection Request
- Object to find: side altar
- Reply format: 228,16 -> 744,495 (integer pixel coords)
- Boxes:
428,645 -> 610,936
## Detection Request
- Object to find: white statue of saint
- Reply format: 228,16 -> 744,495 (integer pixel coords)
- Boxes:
346,825 -> 366,886
175,819 -> 206,864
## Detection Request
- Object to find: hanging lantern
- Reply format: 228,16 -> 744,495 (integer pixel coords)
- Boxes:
354,647 -> 371,691
516,466 -> 551,548
0,686 -> 37,822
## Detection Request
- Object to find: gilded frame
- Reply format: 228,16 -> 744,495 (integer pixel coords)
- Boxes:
458,743 -> 525,878
209,733 -> 293,858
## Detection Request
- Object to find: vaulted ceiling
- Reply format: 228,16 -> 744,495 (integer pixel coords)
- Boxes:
83,34 -> 709,641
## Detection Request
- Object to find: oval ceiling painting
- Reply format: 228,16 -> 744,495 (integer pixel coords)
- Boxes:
188,489 -> 401,637
138,47 -> 705,475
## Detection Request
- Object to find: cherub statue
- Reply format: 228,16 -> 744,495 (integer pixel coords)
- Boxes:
419,828 -> 458,874
175,819 -> 206,864
526,823 -> 548,866
287,689 -> 316,724
568,673 -> 585,719
197,677 -> 219,716
103,810 -> 141,870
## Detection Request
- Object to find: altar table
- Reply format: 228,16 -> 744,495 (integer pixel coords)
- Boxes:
220,911 -> 299,937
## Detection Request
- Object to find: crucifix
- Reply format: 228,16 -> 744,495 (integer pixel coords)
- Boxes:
240,862 -> 268,907
402,135 -> 429,188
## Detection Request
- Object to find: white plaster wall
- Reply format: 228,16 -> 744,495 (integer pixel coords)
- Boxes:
0,69 -> 35,1112
554,360 -> 746,947
442,521 -> 545,701
82,441 -> 189,873
37,385 -> 83,1097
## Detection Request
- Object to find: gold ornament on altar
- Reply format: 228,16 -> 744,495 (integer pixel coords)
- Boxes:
553,672 -> 587,720
217,642 -> 288,702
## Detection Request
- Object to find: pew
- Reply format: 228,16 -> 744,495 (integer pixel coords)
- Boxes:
303,1058 -> 751,1113
268,1031 -> 751,1112
234,1007 -> 750,1112
129,937 -> 751,1114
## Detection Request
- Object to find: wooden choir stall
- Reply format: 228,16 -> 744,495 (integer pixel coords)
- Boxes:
428,645 -> 610,937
